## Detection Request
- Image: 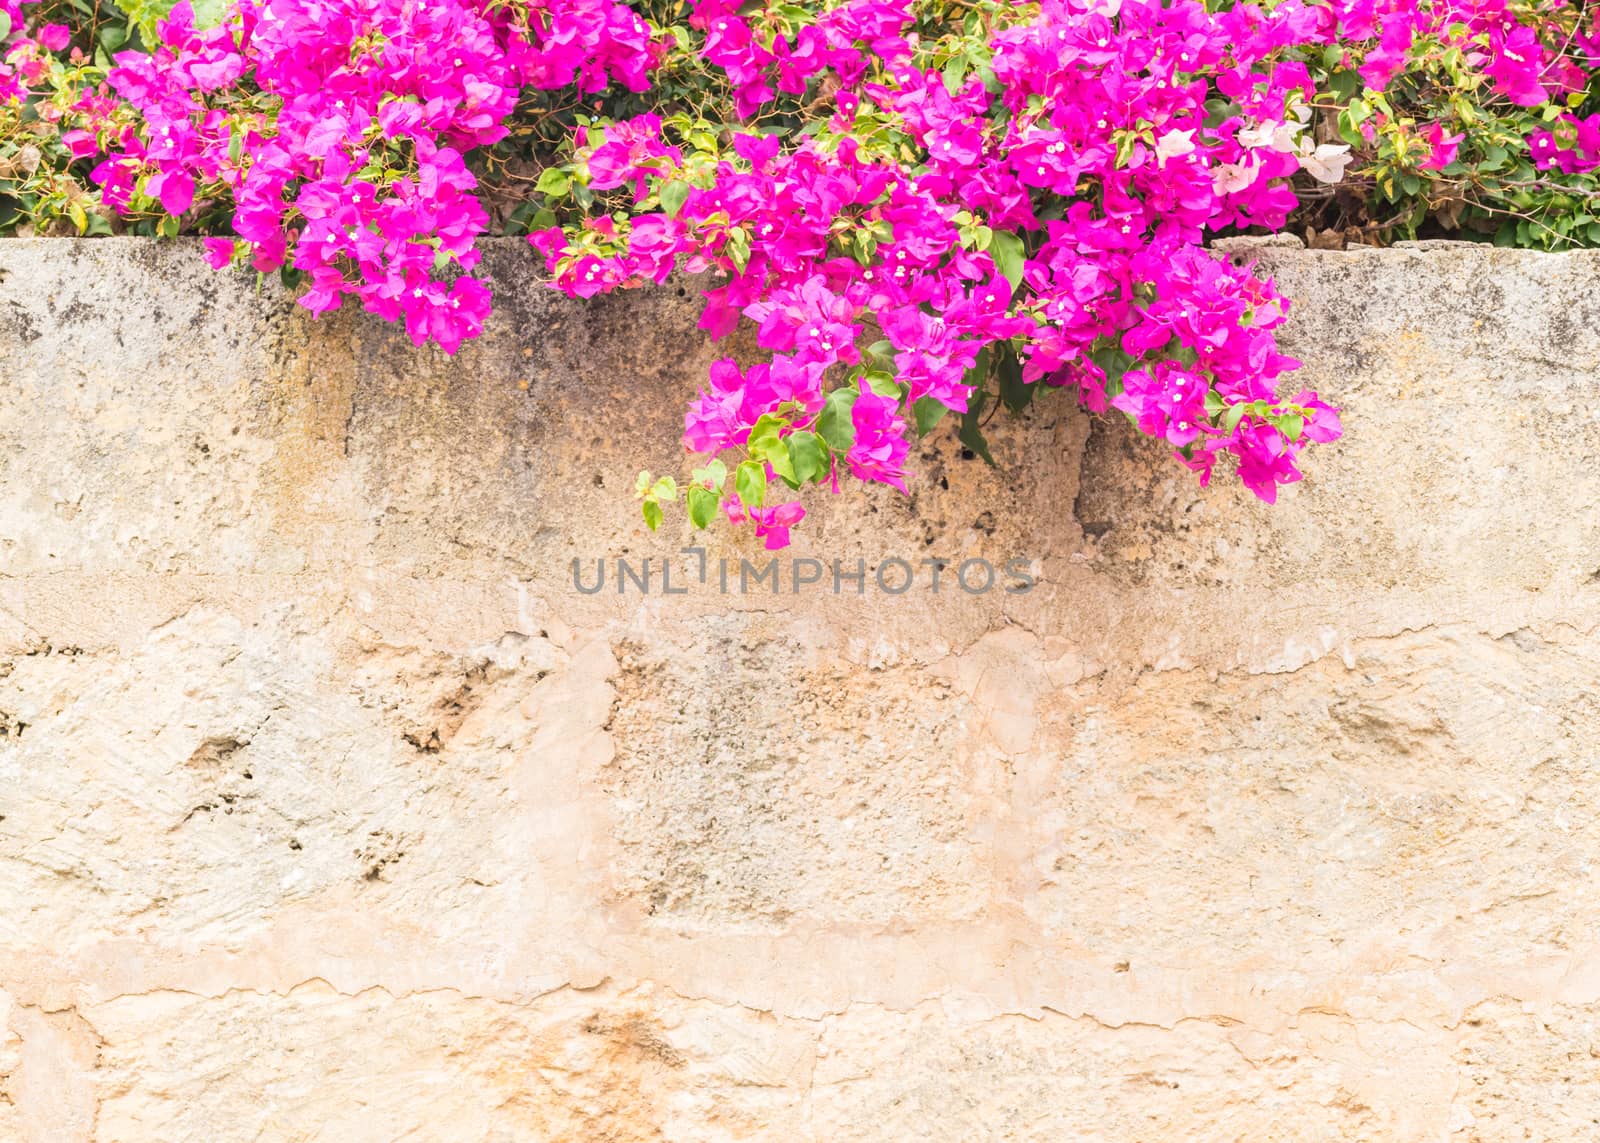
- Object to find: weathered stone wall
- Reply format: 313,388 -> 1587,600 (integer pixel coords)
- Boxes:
0,237 -> 1597,1141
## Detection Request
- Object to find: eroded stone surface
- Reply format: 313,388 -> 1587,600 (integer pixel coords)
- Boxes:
602,627 -> 983,929
87,982 -> 816,1143
0,239 -> 1598,1140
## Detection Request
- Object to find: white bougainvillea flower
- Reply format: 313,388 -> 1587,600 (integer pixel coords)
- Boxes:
1238,120 -> 1281,150
1240,103 -> 1309,153
1212,156 -> 1261,194
1238,119 -> 1303,153
1155,128 -> 1196,164
1297,142 -> 1353,183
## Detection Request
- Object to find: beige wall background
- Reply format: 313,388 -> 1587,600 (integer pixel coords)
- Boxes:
1,238 -> 1598,1141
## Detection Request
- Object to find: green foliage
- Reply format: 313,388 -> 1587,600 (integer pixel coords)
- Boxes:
1288,17 -> 1600,249
635,469 -> 677,531
115,0 -> 228,44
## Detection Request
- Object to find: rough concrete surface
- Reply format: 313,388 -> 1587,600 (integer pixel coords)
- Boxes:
0,238 -> 1598,1141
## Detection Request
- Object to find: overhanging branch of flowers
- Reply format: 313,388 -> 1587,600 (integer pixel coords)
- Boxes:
2,0 -> 1597,546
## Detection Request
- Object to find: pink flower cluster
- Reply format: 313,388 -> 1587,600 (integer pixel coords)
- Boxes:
534,0 -> 1356,535
1530,114 -> 1600,176
17,0 -> 1600,546
83,0 -> 656,351
691,0 -> 914,117
1339,0 -> 1586,107
0,0 -> 45,102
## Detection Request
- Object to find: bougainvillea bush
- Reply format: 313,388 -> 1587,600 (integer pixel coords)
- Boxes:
2,0 -> 1598,545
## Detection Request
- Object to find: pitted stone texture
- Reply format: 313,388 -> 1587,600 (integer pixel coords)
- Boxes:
86,983 -> 815,1143
1449,999 -> 1600,1140
601,624 -> 986,929
1011,626 -> 1600,986
0,611 -> 542,955
809,1003 -> 1464,1141
1,239 -> 1599,1141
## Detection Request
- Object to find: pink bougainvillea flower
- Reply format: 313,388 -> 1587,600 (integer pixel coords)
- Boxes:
1419,122 -> 1464,171
847,385 -> 911,492
584,113 -> 680,199
60,129 -> 98,159
145,169 -> 195,216
726,496 -> 808,548
202,237 -> 234,268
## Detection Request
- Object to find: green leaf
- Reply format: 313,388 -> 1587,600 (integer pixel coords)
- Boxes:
691,458 -> 727,491
913,396 -> 950,437
536,167 -> 570,196
1221,404 -> 1247,434
659,180 -> 691,218
941,53 -> 969,97
1170,341 -> 1198,368
786,431 -> 828,485
989,230 -> 1026,291
816,388 -> 859,453
191,0 -> 228,27
767,447 -> 798,487
996,345 -> 1031,413
746,412 -> 784,455
505,202 -> 542,233
116,0 -> 173,45
651,476 -> 679,502
0,11 -> 12,39
1090,345 -> 1130,375
726,227 -> 751,272
1336,101 -> 1369,148
1114,132 -> 1136,168
1275,412 -> 1305,442
1090,345 -> 1134,398
959,390 -> 996,466
642,499 -> 663,531
1203,97 -> 1243,130
860,370 -> 902,399
746,415 -> 798,485
964,344 -> 993,390
735,459 -> 767,507
687,485 -> 718,529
